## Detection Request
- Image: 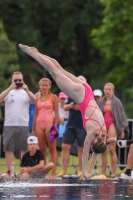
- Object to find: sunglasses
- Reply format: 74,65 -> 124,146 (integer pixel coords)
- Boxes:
14,79 -> 22,83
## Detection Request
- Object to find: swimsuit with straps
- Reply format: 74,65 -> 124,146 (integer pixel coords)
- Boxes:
36,94 -> 54,131
78,84 -> 105,134
103,104 -> 113,131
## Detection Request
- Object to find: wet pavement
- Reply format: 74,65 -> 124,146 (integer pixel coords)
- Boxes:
0,178 -> 133,200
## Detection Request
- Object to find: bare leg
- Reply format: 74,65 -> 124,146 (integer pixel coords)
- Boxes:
35,125 -> 47,164
61,144 -> 71,172
87,153 -> 98,174
82,131 -> 96,178
19,44 -> 85,104
40,54 -> 83,84
45,123 -> 58,176
101,151 -> 107,175
77,146 -> 83,171
43,162 -> 54,173
5,151 -> 14,171
109,142 -> 117,176
127,144 -> 133,169
108,124 -> 117,176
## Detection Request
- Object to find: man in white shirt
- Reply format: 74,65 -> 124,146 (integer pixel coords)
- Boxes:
0,71 -> 36,177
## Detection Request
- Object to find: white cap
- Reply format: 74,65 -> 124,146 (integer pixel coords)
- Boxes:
27,136 -> 38,144
93,89 -> 102,97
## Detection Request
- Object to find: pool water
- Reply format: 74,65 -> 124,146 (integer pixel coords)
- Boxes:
0,178 -> 133,200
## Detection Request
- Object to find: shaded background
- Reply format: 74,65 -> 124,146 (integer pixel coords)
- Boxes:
0,0 -> 133,117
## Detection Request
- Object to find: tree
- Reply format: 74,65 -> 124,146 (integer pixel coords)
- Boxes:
92,0 -> 133,88
0,20 -> 20,92
0,0 -> 105,92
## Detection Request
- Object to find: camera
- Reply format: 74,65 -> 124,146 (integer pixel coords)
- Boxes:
16,82 -> 23,87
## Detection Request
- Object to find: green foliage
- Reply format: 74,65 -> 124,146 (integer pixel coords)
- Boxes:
0,0 -> 105,92
0,20 -> 20,92
92,0 -> 133,88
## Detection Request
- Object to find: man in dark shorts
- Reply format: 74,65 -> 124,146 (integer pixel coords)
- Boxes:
56,95 -> 87,177
18,136 -> 54,179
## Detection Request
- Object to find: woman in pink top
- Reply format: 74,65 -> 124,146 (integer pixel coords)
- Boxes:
19,44 -> 116,180
32,78 -> 59,177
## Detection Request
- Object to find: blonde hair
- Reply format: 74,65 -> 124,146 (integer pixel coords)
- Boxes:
92,137 -> 116,154
38,78 -> 52,94
104,82 -> 115,91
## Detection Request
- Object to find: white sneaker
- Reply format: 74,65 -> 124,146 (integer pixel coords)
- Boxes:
117,140 -> 129,148
119,173 -> 133,180
92,169 -> 99,175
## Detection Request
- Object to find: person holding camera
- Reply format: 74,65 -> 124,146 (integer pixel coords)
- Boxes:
0,71 -> 36,178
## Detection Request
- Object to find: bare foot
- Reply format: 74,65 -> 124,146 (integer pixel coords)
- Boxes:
18,44 -> 38,56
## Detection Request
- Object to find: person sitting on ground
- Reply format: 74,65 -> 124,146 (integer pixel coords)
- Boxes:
18,136 -> 54,179
117,140 -> 133,180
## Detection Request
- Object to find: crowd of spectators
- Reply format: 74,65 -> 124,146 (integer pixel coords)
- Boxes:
0,72 -> 132,180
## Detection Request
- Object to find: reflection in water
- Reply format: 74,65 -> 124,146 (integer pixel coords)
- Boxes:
0,178 -> 133,199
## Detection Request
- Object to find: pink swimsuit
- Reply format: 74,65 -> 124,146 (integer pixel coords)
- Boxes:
78,84 -> 105,134
103,104 -> 113,131
36,94 -> 54,131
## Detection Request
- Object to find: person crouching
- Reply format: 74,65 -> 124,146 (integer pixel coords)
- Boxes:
18,136 -> 54,179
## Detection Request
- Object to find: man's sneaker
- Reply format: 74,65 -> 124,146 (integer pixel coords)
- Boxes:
119,173 -> 133,180
92,169 -> 99,175
77,170 -> 82,177
56,170 -> 67,177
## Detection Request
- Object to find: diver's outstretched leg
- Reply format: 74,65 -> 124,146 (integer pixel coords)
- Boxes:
19,44 -> 84,84
18,44 -> 84,104
40,54 -> 84,84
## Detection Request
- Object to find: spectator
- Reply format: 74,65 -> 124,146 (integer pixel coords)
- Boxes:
56,76 -> 87,178
56,92 -> 69,151
117,140 -> 133,180
32,78 -> 59,177
98,82 -> 129,177
29,92 -> 40,133
17,136 -> 54,179
0,71 -> 36,177
93,89 -> 103,104
58,92 -> 69,137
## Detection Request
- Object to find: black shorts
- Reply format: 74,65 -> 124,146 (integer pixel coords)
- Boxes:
63,128 -> 87,147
